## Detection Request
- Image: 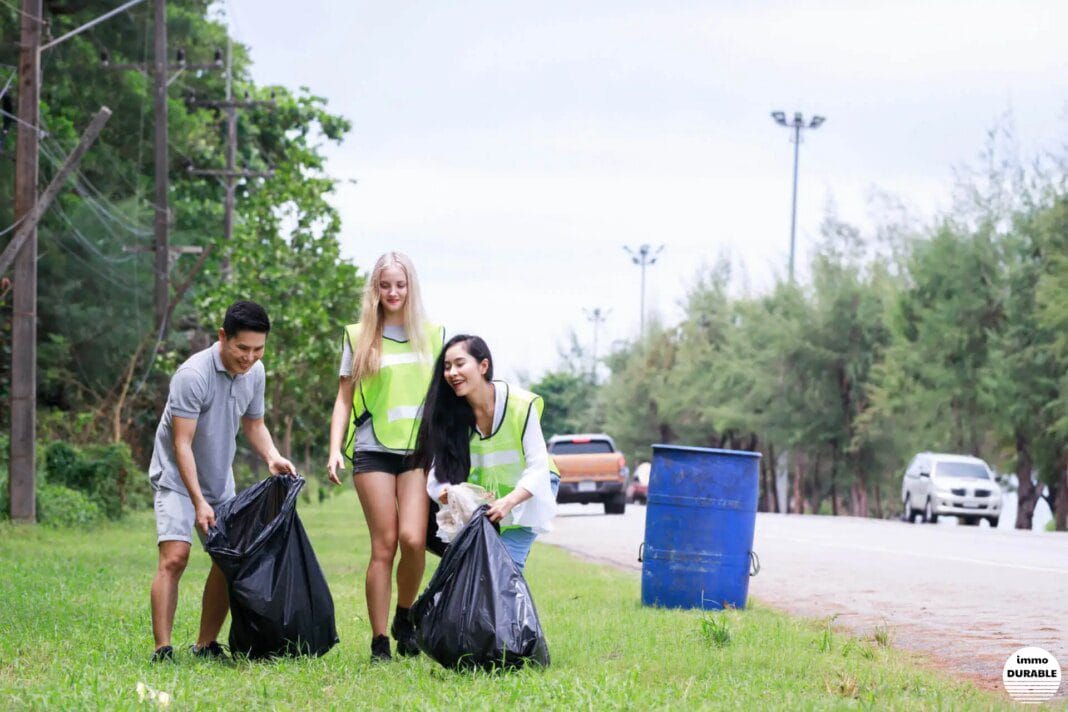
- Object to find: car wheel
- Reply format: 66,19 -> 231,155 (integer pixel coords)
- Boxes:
903,494 -> 914,523
987,515 -> 1000,528
604,492 -> 626,515
924,498 -> 938,524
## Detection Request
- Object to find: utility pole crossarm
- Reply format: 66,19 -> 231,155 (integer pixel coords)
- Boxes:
181,38 -> 277,283
187,167 -> 273,178
0,108 -> 113,277
188,98 -> 273,110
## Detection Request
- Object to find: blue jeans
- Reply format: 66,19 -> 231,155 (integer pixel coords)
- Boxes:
500,474 -> 559,572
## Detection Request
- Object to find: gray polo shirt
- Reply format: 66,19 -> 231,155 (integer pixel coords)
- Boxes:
148,342 -> 265,503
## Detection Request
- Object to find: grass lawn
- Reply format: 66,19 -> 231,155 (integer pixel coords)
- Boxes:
0,485 -> 1025,710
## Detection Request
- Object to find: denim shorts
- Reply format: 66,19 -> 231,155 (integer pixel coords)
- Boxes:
500,474 -> 560,571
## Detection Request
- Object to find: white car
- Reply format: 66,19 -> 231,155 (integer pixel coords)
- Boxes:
901,452 -> 1002,527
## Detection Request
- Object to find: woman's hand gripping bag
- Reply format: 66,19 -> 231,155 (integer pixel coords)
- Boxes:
410,504 -> 550,670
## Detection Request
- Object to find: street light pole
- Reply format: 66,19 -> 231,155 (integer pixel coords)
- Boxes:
623,244 -> 663,339
583,307 -> 610,380
771,111 -> 825,282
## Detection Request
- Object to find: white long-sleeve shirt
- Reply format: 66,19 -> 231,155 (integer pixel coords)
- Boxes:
427,381 -> 558,533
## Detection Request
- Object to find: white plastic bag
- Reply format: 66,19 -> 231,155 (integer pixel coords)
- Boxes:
436,483 -> 495,544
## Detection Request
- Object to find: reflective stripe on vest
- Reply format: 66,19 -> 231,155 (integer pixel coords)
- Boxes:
468,382 -> 560,531
343,322 -> 444,455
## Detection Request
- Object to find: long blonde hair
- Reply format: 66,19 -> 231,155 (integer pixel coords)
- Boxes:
350,252 -> 431,382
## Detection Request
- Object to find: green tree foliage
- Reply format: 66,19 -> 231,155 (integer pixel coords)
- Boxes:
599,322 -> 680,465
871,222 -> 1003,456
191,85 -> 362,468
1033,198 -> 1068,529
593,151 -> 1068,526
530,370 -> 598,439
0,2 -> 358,485
528,332 -> 602,439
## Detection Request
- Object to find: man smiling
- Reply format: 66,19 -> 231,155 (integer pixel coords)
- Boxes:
147,301 -> 295,662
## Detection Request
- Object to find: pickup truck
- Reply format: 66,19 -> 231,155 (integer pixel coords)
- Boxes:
547,433 -> 628,515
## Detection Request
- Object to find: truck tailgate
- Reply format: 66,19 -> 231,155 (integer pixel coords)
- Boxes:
552,453 -> 622,481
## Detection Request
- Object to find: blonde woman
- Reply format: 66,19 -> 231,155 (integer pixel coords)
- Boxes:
327,252 -> 444,662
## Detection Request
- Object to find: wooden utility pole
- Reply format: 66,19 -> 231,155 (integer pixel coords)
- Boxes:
152,0 -> 169,333
104,0 -> 216,328
222,36 -> 236,280
187,38 -> 273,280
3,109 -> 114,523
9,0 -> 43,522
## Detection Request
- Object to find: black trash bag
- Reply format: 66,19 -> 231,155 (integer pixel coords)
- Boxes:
411,504 -> 549,670
205,475 -> 339,659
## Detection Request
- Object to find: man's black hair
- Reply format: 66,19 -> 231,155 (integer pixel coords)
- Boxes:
222,301 -> 271,337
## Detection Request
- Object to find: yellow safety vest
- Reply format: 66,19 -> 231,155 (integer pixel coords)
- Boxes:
343,322 -> 444,456
468,382 -> 560,531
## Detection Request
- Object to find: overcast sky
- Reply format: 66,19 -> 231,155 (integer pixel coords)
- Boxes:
226,0 -> 1068,381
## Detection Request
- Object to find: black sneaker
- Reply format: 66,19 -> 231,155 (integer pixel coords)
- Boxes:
370,634 -> 392,662
191,641 -> 229,659
390,611 -> 420,657
150,645 -> 174,663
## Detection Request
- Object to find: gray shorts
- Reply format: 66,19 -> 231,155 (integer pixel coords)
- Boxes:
154,486 -> 234,546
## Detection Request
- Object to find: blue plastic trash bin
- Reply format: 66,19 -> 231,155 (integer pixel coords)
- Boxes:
640,444 -> 760,610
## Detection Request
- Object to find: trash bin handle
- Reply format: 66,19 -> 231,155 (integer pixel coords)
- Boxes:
637,542 -> 644,563
749,550 -> 761,577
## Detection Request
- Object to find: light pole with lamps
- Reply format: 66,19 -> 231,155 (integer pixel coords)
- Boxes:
623,243 -> 663,339
583,307 -> 610,380
771,111 -> 825,282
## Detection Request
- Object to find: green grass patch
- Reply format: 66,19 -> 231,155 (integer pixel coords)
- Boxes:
0,488 -> 1021,709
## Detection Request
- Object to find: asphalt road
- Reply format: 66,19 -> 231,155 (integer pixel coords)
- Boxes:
541,503 -> 1068,695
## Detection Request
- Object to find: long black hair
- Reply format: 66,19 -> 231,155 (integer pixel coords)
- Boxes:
411,334 -> 494,485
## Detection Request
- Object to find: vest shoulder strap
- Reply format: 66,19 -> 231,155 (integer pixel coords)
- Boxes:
344,323 -> 362,352
508,386 -> 544,420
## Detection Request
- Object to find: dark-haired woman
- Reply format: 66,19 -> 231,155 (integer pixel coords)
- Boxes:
412,335 -> 559,571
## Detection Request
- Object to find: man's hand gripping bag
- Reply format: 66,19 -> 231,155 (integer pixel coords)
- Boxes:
206,475 -> 339,659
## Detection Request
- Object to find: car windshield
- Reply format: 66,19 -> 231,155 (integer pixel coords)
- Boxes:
935,461 -> 990,480
550,440 -> 614,455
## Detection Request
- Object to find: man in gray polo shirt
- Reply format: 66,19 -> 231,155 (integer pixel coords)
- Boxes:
148,301 -> 294,662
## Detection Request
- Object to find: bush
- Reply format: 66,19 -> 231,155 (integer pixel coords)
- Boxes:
0,431 -> 8,519
36,483 -> 104,529
43,440 -> 150,520
84,442 -> 153,513
0,469 -> 7,522
233,461 -> 262,493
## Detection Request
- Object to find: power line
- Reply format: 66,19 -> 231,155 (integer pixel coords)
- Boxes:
52,238 -> 142,293
38,140 -> 154,237
0,104 -> 47,137
0,69 -> 14,100
0,212 -> 30,239
50,201 -> 140,265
